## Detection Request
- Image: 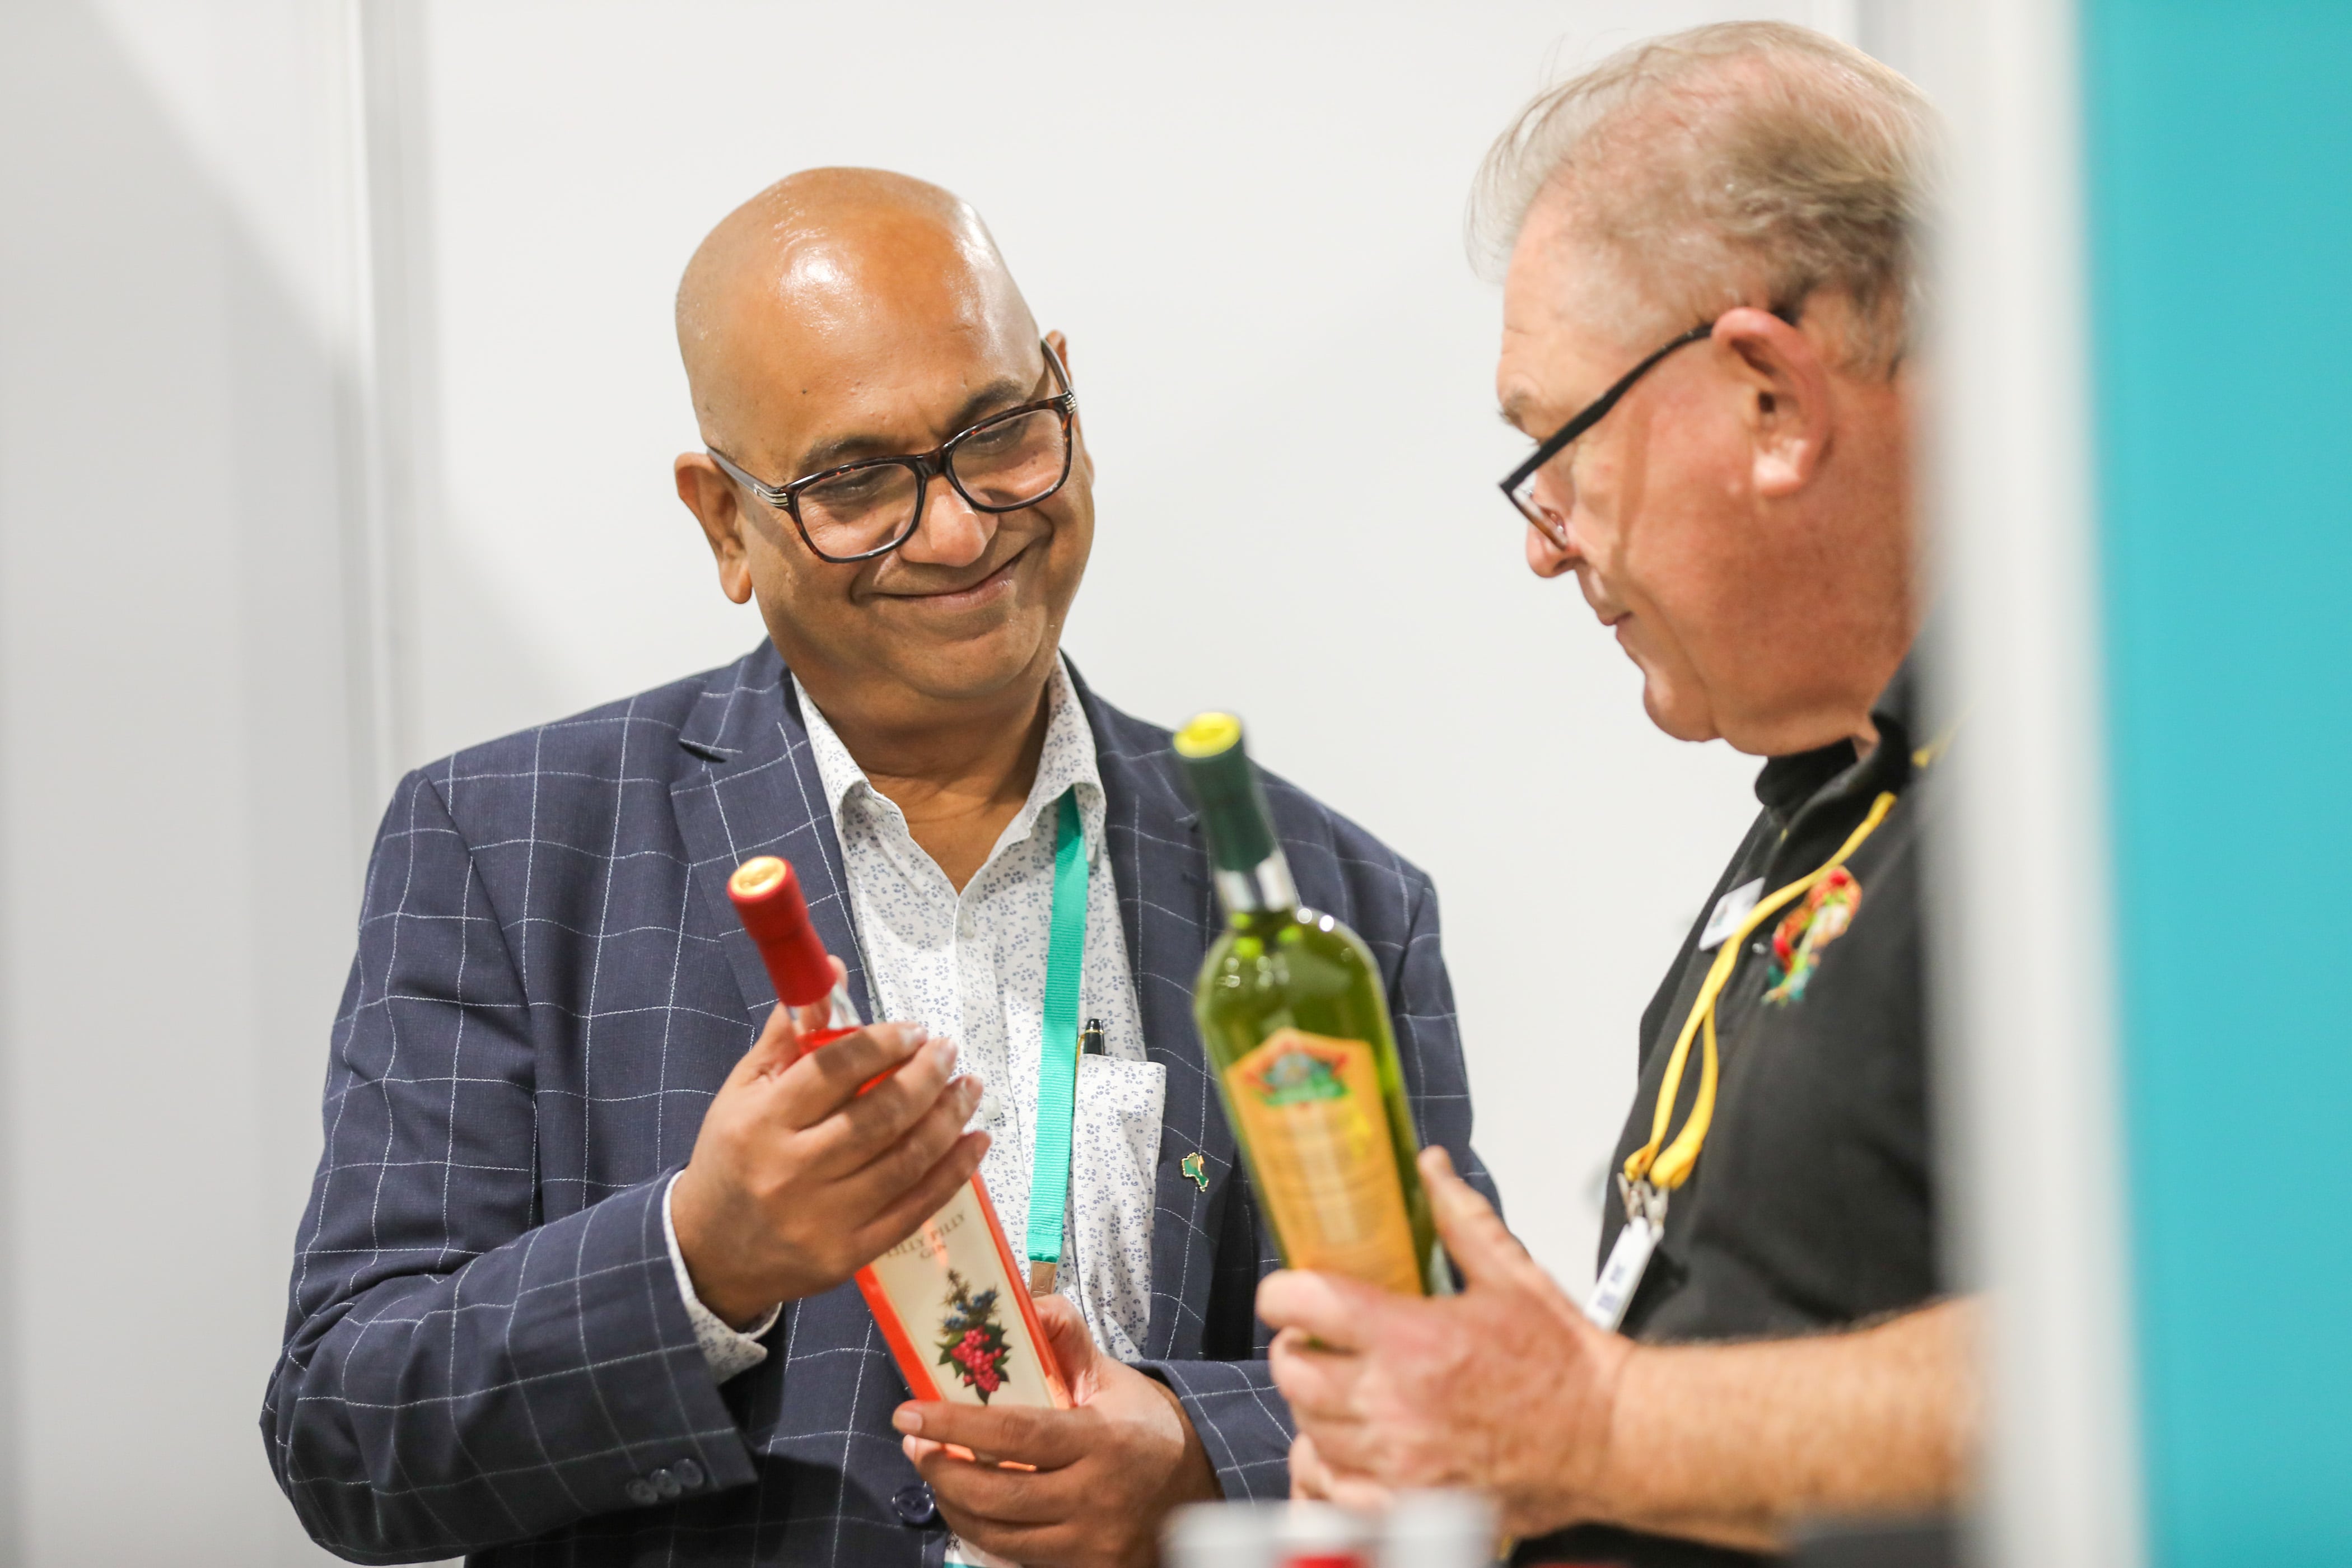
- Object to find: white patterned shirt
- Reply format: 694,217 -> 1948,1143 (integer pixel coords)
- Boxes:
665,658 -> 1164,1381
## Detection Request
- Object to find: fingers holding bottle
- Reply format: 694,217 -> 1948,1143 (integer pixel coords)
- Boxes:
673,1020 -> 988,1324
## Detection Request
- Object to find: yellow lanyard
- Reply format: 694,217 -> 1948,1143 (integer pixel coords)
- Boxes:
1622,789 -> 1900,1193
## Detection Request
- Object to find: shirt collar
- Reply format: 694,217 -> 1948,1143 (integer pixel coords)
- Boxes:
793,655 -> 1105,869
1022,658 -> 1107,867
1752,640 -> 1926,829
1869,640 -> 1922,750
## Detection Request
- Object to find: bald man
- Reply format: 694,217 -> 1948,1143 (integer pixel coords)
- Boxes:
265,169 -> 1491,1568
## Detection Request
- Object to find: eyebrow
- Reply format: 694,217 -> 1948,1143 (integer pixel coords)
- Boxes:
793,371 -> 1039,477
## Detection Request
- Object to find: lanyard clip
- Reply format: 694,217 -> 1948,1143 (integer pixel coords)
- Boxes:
1617,1172 -> 1669,1231
1589,1175 -> 1669,1332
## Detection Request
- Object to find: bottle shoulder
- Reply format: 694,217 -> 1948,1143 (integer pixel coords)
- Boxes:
1202,906 -> 1374,966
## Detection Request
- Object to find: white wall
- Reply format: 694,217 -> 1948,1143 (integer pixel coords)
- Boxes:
381,0 -> 1841,1292
0,2 -> 365,1562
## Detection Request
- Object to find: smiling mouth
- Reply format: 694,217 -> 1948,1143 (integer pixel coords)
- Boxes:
884,547 -> 1026,606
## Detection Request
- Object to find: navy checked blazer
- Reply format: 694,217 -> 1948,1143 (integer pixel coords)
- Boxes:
264,642 -> 1492,1566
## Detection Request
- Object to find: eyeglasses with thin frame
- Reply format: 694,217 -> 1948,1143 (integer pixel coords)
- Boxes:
707,340 -> 1077,564
1501,305 -> 1809,545
1499,322 -> 1714,547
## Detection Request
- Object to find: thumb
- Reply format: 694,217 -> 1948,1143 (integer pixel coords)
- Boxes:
1419,1146 -> 1531,1291
1290,1430 -> 1332,1501
1032,1291 -> 1101,1403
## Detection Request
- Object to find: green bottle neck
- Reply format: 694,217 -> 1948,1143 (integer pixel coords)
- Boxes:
1215,848 -> 1299,918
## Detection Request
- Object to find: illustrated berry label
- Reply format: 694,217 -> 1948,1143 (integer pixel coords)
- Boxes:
1225,1027 -> 1421,1294
864,1184 -> 1058,1407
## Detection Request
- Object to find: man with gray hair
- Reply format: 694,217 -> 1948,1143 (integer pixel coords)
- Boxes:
1260,24 -> 1972,1565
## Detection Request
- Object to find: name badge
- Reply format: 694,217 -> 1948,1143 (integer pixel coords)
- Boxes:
1697,878 -> 1765,951
1583,1215 -> 1660,1332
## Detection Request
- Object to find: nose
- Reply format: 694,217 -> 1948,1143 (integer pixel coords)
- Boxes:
895,473 -> 993,570
1525,517 -> 1580,579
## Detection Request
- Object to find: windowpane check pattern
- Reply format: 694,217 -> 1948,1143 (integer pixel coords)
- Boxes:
264,640 -> 1492,1565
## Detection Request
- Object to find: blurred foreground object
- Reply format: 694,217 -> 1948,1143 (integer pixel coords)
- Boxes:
1164,1491 -> 1499,1568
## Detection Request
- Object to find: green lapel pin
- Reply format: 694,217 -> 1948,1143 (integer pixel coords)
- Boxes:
1180,1152 -> 1208,1192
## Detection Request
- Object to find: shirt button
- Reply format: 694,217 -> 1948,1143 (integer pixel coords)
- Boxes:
976,1089 -> 1004,1126
650,1467 -> 683,1500
673,1457 -> 706,1490
892,1481 -> 940,1527
624,1477 -> 660,1507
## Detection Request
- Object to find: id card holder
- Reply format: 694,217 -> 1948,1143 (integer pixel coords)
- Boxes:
1582,1176 -> 1667,1332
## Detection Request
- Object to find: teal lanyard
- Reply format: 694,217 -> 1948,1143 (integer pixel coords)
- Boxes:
1024,788 -> 1090,1276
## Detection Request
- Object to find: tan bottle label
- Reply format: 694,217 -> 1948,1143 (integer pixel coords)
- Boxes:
862,1183 -> 1061,1407
1226,1027 -> 1421,1294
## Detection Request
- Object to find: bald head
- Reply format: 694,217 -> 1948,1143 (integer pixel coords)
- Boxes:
675,167 -> 1038,455
669,169 -> 1093,734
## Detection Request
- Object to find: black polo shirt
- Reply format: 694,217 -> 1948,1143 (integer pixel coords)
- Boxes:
1520,657 -> 1942,1568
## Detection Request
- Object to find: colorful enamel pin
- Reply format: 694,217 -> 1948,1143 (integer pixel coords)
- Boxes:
1180,1152 -> 1209,1192
1763,866 -> 1863,1004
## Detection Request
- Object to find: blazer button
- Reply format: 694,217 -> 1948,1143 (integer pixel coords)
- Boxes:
674,1457 -> 706,1490
624,1478 -> 660,1507
651,1467 -> 683,1500
892,1481 -> 940,1527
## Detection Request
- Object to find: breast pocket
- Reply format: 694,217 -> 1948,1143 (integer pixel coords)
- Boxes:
1066,1056 -> 1166,1361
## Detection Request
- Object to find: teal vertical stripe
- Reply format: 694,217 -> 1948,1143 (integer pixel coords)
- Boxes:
2079,2 -> 2352,1562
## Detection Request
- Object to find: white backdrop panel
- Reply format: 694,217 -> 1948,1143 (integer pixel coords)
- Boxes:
394,0 -> 1808,1290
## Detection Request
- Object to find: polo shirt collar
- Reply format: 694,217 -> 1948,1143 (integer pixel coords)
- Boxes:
1753,641 -> 1925,829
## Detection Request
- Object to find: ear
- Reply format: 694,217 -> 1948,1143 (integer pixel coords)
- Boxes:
1047,328 -> 1079,429
1044,328 -> 1090,477
674,453 -> 756,604
1711,307 -> 1833,500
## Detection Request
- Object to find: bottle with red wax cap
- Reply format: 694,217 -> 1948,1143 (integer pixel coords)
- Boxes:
726,856 -> 1070,1413
726,855 -> 861,1047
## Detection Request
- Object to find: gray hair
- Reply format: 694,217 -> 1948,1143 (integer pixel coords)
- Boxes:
1469,21 -> 1934,371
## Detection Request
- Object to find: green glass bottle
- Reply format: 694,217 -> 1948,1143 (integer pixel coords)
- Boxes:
1175,712 -> 1447,1296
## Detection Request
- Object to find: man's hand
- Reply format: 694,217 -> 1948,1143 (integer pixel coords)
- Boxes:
1261,1146 -> 1632,1539
1267,1148 -> 1978,1551
670,964 -> 990,1327
1286,1429 -> 1378,1509
894,1294 -> 1221,1567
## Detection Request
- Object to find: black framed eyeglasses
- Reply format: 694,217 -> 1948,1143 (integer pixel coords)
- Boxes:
707,340 -> 1078,564
1500,322 -> 1714,545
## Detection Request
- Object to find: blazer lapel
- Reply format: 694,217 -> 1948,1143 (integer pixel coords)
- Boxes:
1073,667 -> 1232,1361
668,642 -> 874,1026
